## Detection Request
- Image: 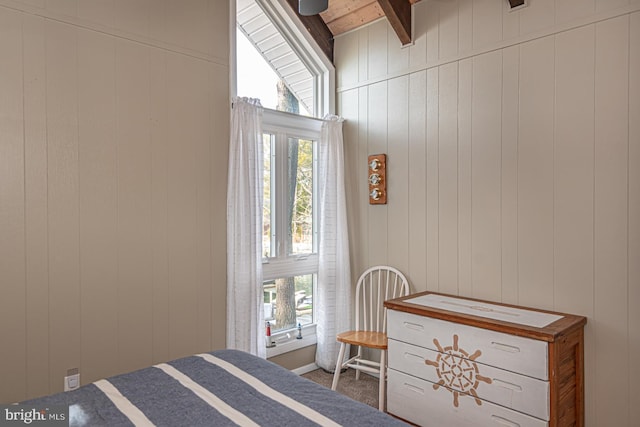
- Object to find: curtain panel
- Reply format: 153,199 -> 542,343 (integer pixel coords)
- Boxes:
315,115 -> 352,371
226,97 -> 265,358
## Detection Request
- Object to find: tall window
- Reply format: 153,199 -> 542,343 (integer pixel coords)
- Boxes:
262,111 -> 321,344
235,0 -> 334,353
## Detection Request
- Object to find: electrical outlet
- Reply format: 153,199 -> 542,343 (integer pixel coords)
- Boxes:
64,368 -> 80,392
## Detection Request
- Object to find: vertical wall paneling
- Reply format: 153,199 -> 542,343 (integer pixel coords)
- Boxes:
629,11 -> 640,425
555,0 -> 595,25
554,26 -> 597,422
438,63 -> 458,294
194,62 -> 214,352
78,0 -> 115,29
341,89 -> 362,277
166,54 -> 200,359
46,0 -> 78,18
596,0 -> 629,14
114,0 -> 150,41
457,0 -> 473,53
335,30 -> 358,89
367,20 -> 388,80
387,77 -> 409,273
519,0 -> 555,36
471,51 -> 502,301
78,29 -> 119,384
409,0 -> 427,68
207,0 -> 228,60
367,82 -> 388,265
209,64 -> 229,348
116,39 -> 154,371
164,0 -> 211,58
387,30 -> 408,75
425,1 -> 439,64
426,68 -> 439,291
408,72 -> 427,290
502,0 -> 519,40
150,49 -> 170,364
0,1 -> 228,403
500,46 -> 519,305
457,58 -> 473,297
355,87 -> 369,273
147,0 -> 167,45
358,28 -> 369,84
0,7 -> 27,403
46,20 -> 82,394
553,25 -> 595,321
439,0 -> 459,60
517,36 -> 555,310
22,0 -> 45,8
594,16 -> 630,427
472,0 -> 503,50
23,13 -> 50,399
335,3 -> 640,425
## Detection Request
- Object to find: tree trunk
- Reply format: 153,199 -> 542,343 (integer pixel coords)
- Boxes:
274,79 -> 299,331
275,277 -> 297,330
276,80 -> 299,114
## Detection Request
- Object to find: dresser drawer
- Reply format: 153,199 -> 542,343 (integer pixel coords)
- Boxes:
389,339 -> 550,420
387,310 -> 549,380
388,369 -> 548,427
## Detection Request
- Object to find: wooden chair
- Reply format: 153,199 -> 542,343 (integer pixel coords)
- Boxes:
331,266 -> 410,411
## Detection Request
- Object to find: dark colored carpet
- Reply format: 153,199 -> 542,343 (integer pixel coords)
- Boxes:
301,368 -> 379,409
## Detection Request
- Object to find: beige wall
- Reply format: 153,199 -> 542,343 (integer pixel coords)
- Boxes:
336,0 -> 639,426
0,0 -> 229,403
269,345 -> 317,371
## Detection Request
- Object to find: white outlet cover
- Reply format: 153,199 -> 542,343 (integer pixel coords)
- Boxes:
64,374 -> 80,391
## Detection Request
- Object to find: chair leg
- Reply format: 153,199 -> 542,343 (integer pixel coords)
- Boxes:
355,347 -> 363,381
331,342 -> 347,391
378,349 -> 386,411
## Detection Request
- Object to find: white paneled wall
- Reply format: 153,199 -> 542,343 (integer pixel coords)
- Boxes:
0,0 -> 228,403
336,0 -> 639,425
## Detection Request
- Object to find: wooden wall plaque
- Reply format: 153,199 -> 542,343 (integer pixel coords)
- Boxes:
368,154 -> 387,205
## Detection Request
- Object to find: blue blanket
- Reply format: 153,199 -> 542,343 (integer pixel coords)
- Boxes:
21,349 -> 405,426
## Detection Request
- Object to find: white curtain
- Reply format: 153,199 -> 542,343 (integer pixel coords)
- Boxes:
226,97 -> 265,358
315,115 -> 352,371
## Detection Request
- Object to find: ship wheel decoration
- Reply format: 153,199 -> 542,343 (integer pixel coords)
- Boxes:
424,334 -> 492,407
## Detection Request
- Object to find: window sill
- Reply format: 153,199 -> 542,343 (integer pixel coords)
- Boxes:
266,328 -> 317,358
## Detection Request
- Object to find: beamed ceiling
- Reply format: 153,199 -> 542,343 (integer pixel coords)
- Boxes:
287,0 -> 523,63
285,0 -> 422,63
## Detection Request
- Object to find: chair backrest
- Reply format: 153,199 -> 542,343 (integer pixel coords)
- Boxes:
354,266 -> 410,333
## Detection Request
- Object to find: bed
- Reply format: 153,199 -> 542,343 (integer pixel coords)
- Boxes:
20,349 -> 406,426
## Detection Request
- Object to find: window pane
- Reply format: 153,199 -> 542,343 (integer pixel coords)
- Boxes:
288,138 -> 314,255
236,25 -> 313,116
263,274 -> 314,332
262,134 -> 274,258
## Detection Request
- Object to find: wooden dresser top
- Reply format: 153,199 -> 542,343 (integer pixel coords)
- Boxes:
385,291 -> 587,342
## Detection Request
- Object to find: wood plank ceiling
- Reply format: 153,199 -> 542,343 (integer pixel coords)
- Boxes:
286,0 -> 421,63
321,0 -> 419,42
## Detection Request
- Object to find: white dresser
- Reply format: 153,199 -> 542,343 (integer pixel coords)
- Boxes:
384,292 -> 586,427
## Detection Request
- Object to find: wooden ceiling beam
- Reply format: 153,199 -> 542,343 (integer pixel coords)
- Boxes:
376,0 -> 412,45
284,0 -> 334,63
322,2 -> 384,36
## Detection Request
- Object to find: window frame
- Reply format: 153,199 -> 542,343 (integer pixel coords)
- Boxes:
261,109 -> 324,356
232,0 -> 335,118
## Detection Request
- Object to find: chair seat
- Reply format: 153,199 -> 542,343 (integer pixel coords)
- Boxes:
336,330 -> 387,349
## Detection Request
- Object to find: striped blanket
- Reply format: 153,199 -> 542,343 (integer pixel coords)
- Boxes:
22,349 -> 404,426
